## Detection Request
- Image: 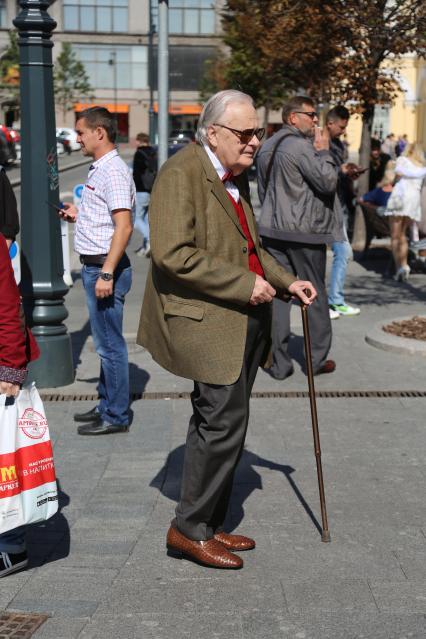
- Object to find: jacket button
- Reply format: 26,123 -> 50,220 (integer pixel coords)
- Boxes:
242,247 -> 248,253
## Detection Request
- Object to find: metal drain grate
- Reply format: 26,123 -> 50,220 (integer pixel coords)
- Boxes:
0,612 -> 48,638
39,390 -> 426,402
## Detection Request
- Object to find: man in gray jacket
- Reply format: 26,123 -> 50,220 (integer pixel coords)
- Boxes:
257,95 -> 342,379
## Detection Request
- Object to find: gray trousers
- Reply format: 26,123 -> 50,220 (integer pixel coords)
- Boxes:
175,307 -> 270,541
262,239 -> 332,378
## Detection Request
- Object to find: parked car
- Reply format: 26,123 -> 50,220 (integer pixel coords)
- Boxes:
0,131 -> 12,166
56,132 -> 72,155
170,129 -> 196,142
0,125 -> 16,164
0,126 -> 16,165
167,142 -> 189,158
168,135 -> 192,146
7,128 -> 20,144
56,127 -> 80,151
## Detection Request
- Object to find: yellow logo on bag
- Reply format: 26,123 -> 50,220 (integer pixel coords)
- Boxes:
0,465 -> 17,482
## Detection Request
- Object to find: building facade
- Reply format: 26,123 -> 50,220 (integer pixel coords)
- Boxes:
344,56 -> 426,154
0,0 -> 225,141
1,2 -> 425,151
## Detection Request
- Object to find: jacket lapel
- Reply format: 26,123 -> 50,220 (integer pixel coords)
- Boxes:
195,145 -> 245,237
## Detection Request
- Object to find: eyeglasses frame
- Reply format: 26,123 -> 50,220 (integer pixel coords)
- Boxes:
292,111 -> 319,120
212,123 -> 265,143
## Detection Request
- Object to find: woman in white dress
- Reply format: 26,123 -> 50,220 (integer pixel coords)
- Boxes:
384,143 -> 426,281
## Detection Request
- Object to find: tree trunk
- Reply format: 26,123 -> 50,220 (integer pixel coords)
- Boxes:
262,99 -> 270,130
351,105 -> 374,251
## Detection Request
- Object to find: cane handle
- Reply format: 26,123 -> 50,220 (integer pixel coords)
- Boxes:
302,288 -> 312,310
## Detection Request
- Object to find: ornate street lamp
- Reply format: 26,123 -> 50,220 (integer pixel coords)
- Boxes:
13,1 -> 74,387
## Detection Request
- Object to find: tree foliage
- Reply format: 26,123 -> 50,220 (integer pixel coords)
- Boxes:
215,0 -> 426,242
54,43 -> 92,120
206,1 -> 343,121
320,1 -> 426,186
0,30 -> 20,112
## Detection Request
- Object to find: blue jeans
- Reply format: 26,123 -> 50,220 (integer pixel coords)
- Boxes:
82,257 -> 132,425
0,527 -> 26,553
328,239 -> 353,306
134,192 -> 150,247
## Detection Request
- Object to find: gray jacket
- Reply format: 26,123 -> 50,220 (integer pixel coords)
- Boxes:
257,126 -> 344,244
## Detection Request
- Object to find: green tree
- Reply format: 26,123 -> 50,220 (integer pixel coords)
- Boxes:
212,0 -> 343,125
216,0 -> 426,246
0,30 -> 20,116
320,0 -> 426,246
54,43 -> 92,120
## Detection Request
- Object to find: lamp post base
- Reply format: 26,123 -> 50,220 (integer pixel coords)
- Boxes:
27,334 -> 74,388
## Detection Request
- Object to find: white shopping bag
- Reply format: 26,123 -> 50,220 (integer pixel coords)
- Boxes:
0,383 -> 58,534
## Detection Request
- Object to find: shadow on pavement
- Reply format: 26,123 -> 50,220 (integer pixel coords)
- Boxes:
129,362 -> 150,398
347,274 -> 426,306
70,319 -> 91,371
151,445 -> 322,537
26,480 -> 71,568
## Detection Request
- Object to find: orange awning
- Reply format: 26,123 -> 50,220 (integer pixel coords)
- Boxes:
153,103 -> 202,115
74,103 -> 129,114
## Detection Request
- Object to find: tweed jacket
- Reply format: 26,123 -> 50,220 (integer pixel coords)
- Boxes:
137,143 -> 296,385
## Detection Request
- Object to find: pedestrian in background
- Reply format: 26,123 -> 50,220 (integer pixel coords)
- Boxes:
358,167 -> 395,213
0,165 -> 19,247
0,232 -> 40,577
257,95 -> 341,380
61,107 -> 135,435
325,105 -> 361,318
381,133 -> 396,160
396,134 -> 408,157
132,132 -> 157,258
138,89 -> 316,570
369,139 -> 392,190
383,143 -> 426,281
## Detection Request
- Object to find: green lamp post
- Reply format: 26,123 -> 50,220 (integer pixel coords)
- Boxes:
13,0 -> 74,388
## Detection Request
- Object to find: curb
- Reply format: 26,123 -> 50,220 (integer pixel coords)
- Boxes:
365,316 -> 426,357
10,156 -> 92,188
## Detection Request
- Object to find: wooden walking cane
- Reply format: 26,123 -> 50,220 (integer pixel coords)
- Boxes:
301,293 -> 331,542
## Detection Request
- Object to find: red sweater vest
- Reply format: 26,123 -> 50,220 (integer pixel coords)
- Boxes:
225,191 -> 264,277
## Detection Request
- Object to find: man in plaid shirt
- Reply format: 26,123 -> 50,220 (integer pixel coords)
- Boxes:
61,107 -> 135,435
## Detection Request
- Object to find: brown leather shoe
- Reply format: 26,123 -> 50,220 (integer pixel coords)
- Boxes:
214,531 -> 255,551
314,359 -> 336,375
166,525 -> 243,569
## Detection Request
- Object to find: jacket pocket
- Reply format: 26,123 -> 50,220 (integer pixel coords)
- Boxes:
164,300 -> 204,321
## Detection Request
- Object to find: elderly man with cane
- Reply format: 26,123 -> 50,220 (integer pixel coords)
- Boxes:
137,89 -> 317,569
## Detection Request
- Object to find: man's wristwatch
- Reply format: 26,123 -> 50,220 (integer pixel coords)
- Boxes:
98,271 -> 114,282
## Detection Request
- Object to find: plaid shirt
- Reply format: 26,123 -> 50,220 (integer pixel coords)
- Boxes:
74,149 -> 136,255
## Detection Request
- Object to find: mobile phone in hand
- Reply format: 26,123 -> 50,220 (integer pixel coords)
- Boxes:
46,200 -> 64,213
46,200 -> 73,220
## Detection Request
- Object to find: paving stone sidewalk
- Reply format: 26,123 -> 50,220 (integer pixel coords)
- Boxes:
4,239 -> 426,638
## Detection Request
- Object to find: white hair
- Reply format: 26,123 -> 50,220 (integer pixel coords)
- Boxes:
196,90 -> 254,144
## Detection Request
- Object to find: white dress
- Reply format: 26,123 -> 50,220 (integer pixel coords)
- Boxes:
384,157 -> 426,221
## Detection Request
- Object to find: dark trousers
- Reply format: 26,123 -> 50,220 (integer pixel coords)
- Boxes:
262,239 -> 332,377
175,308 -> 270,541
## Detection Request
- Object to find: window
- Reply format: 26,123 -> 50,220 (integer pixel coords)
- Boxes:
153,0 -> 216,35
0,0 -> 7,28
73,45 -> 148,90
372,106 -> 390,141
63,0 -> 128,33
152,46 -> 216,90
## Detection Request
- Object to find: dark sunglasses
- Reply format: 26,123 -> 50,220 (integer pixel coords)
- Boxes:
213,123 -> 265,143
293,111 -> 318,120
